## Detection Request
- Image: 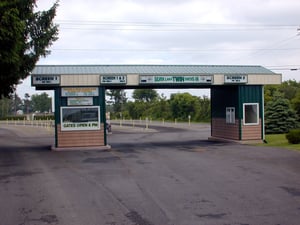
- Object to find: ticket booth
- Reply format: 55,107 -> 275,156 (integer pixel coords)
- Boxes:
54,87 -> 107,148
211,85 -> 264,141
32,74 -> 108,149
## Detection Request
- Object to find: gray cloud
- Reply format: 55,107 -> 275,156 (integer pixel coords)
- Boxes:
36,0 -> 299,73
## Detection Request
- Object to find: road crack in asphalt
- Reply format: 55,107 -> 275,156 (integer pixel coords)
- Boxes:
82,156 -> 120,163
196,213 -> 227,219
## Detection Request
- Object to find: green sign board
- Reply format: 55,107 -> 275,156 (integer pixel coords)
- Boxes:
139,75 -> 212,84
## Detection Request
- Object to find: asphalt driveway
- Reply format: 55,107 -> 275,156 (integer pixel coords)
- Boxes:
0,124 -> 299,225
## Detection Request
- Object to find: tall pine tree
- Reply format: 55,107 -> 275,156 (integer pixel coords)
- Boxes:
265,93 -> 299,134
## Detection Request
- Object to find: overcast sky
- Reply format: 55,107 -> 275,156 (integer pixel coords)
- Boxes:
17,0 -> 300,99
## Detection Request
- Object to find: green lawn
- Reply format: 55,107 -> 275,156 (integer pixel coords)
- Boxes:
258,134 -> 300,151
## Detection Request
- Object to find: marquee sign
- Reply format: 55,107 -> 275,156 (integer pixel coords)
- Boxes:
224,75 -> 248,84
139,75 -> 212,84
61,106 -> 100,131
61,87 -> 99,97
100,75 -> 127,84
32,75 -> 60,85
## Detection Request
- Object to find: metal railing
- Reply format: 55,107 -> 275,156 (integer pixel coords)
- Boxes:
0,119 -> 54,129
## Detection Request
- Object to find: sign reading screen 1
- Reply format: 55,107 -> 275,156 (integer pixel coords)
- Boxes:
61,106 -> 100,131
32,75 -> 60,85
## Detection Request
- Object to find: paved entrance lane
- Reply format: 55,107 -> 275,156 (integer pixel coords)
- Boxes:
0,125 -> 300,225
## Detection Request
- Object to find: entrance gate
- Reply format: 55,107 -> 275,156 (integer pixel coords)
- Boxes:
31,65 -> 281,149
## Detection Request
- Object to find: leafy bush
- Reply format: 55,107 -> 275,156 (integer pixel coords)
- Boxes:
2,115 -> 26,120
286,129 -> 300,144
33,115 -> 54,120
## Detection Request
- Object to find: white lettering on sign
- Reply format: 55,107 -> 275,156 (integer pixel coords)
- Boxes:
100,75 -> 127,84
139,75 -> 212,84
224,75 -> 248,83
62,122 -> 100,130
32,75 -> 60,85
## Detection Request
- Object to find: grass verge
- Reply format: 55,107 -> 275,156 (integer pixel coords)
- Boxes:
257,134 -> 300,151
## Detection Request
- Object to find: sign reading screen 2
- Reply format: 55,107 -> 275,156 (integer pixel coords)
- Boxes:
61,106 -> 100,131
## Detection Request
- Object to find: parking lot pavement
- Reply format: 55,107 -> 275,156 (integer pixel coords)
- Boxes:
0,124 -> 300,225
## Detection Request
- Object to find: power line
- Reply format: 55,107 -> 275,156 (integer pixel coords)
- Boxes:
56,20 -> 298,32
52,47 -> 300,53
56,20 -> 299,27
266,65 -> 300,71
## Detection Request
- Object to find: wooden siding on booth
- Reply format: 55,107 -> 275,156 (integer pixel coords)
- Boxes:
57,124 -> 105,148
211,118 -> 240,140
241,119 -> 262,140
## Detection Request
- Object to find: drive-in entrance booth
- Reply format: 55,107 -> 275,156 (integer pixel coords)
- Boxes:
31,65 -> 281,149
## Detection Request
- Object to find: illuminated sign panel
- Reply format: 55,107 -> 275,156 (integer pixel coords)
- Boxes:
61,106 -> 100,131
139,75 -> 212,84
100,75 -> 127,84
61,87 -> 99,97
32,75 -> 60,85
224,75 -> 248,84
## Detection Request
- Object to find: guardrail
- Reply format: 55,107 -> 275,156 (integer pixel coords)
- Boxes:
0,119 -> 54,129
110,119 -> 210,130
0,119 -> 209,131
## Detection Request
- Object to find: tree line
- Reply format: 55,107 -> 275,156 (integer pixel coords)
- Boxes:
0,92 -> 52,118
106,89 -> 211,122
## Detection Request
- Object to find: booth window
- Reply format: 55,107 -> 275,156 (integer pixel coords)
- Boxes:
243,103 -> 259,125
226,107 -> 235,124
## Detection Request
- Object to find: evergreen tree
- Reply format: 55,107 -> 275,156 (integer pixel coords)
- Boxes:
265,94 -> 298,134
0,0 -> 59,97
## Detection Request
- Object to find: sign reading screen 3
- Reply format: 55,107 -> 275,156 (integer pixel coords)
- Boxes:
61,106 -> 100,131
